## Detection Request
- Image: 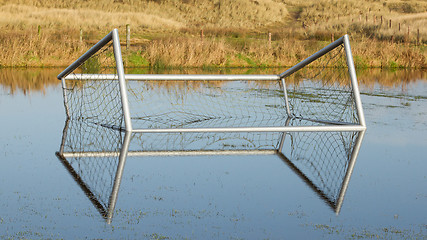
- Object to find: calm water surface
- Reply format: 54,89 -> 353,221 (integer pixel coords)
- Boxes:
0,68 -> 426,239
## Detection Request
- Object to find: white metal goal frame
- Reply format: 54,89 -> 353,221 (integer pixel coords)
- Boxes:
57,29 -> 366,133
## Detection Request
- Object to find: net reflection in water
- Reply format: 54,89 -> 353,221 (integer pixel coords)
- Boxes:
56,117 -> 364,222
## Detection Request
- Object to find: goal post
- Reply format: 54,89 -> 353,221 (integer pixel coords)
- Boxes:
279,35 -> 366,128
57,29 -> 366,134
58,29 -> 132,131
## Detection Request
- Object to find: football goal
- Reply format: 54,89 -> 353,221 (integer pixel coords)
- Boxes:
57,29 -> 366,134
56,29 -> 367,222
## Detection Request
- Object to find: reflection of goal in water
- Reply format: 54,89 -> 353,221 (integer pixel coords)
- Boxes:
55,29 -> 366,222
56,118 -> 365,223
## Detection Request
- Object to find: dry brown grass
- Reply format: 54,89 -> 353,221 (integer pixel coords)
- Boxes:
0,28 -> 424,68
0,4 -> 184,32
143,38 -> 232,68
0,28 -> 87,67
1,0 -> 424,37
131,36 -> 323,68
0,0 -> 425,68
135,35 -> 425,68
140,37 -> 314,68
0,0 -> 288,31
285,0 -> 427,43
351,36 -> 426,68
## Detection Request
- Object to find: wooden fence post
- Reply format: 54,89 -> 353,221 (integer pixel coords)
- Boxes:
407,26 -> 410,44
79,28 -> 83,44
268,32 -> 272,47
126,24 -> 130,50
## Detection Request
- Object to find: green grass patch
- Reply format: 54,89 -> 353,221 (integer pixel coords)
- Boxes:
236,53 -> 257,67
125,51 -> 149,67
353,55 -> 369,69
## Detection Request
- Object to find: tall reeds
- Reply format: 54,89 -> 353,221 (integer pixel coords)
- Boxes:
0,28 -> 86,67
0,28 -> 424,68
143,38 -> 231,68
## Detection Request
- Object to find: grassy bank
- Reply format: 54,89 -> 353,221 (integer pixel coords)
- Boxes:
0,0 -> 425,68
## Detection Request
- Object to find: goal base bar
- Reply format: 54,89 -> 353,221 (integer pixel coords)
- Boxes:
59,149 -> 278,158
63,74 -> 281,81
130,125 -> 366,133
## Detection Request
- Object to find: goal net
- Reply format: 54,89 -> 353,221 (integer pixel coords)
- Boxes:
284,45 -> 358,125
57,29 -> 366,133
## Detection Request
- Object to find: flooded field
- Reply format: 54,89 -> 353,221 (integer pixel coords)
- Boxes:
0,68 -> 426,239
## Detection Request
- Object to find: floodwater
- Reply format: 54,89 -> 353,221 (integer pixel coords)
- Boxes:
0,68 -> 426,239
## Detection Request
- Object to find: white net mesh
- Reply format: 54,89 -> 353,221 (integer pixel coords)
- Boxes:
62,43 -> 124,130
285,44 -> 359,125
128,131 -> 283,153
126,80 -> 287,129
